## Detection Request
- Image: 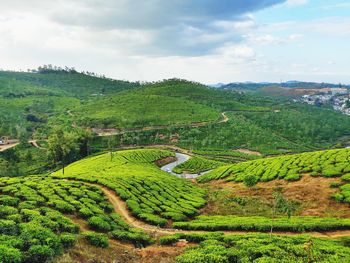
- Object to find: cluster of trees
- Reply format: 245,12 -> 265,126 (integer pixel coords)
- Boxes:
47,128 -> 92,174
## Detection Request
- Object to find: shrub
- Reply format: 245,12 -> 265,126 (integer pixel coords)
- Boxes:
330,182 -> 341,188
78,207 -> 94,218
159,235 -> 181,245
285,174 -> 300,181
342,173 -> 350,182
0,220 -> 17,235
87,216 -> 111,232
26,245 -> 55,263
83,232 -> 109,248
243,175 -> 258,188
111,229 -> 153,247
0,245 -> 22,263
138,213 -> 167,227
0,196 -> 19,206
60,233 -> 77,248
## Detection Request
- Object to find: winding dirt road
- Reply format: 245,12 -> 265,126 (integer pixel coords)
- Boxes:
94,111 -> 230,137
97,184 -> 350,239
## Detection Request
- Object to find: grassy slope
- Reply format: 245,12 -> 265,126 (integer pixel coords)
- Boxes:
69,93 -> 220,128
0,176 -> 151,262
198,148 -> 350,204
0,71 -> 139,97
52,149 -> 206,224
172,156 -> 226,174
163,233 -> 350,262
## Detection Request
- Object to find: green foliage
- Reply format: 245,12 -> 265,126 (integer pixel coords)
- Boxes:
173,156 -> 225,174
52,149 -> 206,225
0,143 -> 48,177
0,244 -> 22,263
199,148 -> 350,186
59,233 -> 77,248
69,93 -> 220,129
173,215 -> 350,232
0,175 -> 152,262
83,232 -> 109,248
171,233 -> 350,263
243,174 -> 258,188
240,104 -> 350,148
111,228 -> 153,247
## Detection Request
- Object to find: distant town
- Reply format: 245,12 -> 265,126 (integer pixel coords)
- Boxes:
297,88 -> 350,115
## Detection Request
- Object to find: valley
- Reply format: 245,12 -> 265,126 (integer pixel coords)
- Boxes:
1,70 -> 350,263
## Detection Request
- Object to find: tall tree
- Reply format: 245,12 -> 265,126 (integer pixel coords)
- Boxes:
47,129 -> 78,174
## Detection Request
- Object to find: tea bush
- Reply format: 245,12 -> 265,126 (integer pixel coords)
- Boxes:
52,149 -> 206,225
199,148 -> 350,185
172,156 -> 225,174
0,175 -> 152,262
171,233 -> 350,263
173,215 -> 350,232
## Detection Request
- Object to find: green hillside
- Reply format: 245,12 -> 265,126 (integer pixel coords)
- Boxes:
52,149 -> 206,225
0,70 -> 138,97
199,148 -> 350,183
66,93 -> 220,129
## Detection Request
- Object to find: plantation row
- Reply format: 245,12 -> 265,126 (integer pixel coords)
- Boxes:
0,176 -> 151,263
172,156 -> 225,174
159,232 -> 350,262
192,149 -> 261,162
173,215 -> 350,232
199,148 -> 350,183
52,149 -> 207,225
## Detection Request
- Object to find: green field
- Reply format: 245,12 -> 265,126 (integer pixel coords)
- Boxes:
173,156 -> 225,174
173,215 -> 350,232
67,93 -> 220,129
1,71 -> 350,262
0,176 -> 151,262
199,148 -> 350,183
160,233 -> 350,262
52,149 -> 206,225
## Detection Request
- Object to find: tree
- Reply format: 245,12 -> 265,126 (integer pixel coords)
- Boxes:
47,129 -> 78,174
270,187 -> 298,238
76,128 -> 92,157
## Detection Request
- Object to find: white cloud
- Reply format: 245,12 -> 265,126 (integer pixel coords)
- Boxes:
285,0 -> 308,6
248,34 -> 303,45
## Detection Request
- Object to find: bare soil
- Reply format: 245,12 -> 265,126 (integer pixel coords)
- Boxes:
204,175 -> 350,217
236,148 -> 262,156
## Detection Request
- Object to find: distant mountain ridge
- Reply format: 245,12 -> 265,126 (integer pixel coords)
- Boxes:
212,81 -> 350,91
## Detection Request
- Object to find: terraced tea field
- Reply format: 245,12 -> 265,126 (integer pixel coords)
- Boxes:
52,149 -> 206,225
2,148 -> 350,263
0,176 -> 151,262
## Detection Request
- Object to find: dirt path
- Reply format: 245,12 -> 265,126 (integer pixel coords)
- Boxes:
0,142 -> 19,152
97,184 -> 350,239
29,140 -> 45,149
94,111 -> 230,137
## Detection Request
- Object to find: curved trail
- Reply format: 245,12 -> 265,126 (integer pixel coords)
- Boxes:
98,184 -> 350,239
94,112 -> 230,137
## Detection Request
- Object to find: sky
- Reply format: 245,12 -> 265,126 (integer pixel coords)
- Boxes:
0,0 -> 349,84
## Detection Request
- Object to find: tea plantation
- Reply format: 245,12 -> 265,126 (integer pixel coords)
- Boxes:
173,215 -> 350,232
0,176 -> 151,262
172,156 -> 225,174
199,148 -> 350,183
160,233 -> 350,263
52,149 -> 207,225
